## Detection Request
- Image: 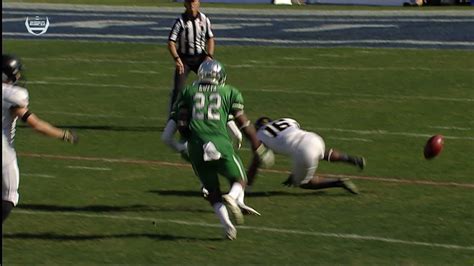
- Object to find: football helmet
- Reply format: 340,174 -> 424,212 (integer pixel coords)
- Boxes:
197,60 -> 226,85
254,116 -> 272,130
2,54 -> 22,84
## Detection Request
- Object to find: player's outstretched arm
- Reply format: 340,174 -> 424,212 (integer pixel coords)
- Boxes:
12,107 -> 78,144
234,111 -> 274,169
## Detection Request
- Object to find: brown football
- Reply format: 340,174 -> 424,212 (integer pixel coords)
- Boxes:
424,135 -> 444,159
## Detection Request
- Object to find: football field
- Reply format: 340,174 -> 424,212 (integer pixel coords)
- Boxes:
2,4 -> 474,264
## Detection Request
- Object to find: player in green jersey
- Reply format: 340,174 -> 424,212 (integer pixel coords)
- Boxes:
175,60 -> 273,240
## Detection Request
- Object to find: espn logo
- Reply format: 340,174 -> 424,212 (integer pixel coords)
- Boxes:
25,16 -> 50,36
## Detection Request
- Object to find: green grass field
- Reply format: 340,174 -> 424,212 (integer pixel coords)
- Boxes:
2,39 -> 474,264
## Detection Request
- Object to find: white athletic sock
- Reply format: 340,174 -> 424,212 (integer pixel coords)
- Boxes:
228,182 -> 243,200
237,189 -> 245,205
213,202 -> 233,228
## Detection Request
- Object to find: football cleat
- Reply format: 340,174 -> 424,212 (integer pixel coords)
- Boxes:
340,178 -> 359,195
224,224 -> 237,240
238,202 -> 261,216
222,194 -> 244,225
356,157 -> 366,170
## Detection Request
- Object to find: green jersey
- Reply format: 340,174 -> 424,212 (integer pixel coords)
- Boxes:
177,82 -> 244,145
176,82 -> 247,189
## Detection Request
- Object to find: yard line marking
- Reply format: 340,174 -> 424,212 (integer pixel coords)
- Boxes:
25,80 -> 474,103
14,210 -> 474,251
44,77 -> 78,81
18,153 -> 474,189
21,57 -> 474,72
128,70 -> 160,74
22,173 -> 55,178
313,127 -> 474,140
315,125 -> 473,138
21,109 -> 474,141
27,80 -> 160,90
86,73 -> 118,77
429,126 -> 472,131
66,166 -> 112,171
37,110 -> 166,121
258,88 -> 474,103
4,32 -> 474,48
327,136 -> 373,142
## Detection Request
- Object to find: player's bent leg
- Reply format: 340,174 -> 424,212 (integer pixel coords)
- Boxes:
324,149 -> 366,170
299,176 -> 359,194
2,200 -> 14,223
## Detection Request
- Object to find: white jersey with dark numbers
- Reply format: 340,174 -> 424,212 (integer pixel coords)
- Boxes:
256,118 -> 309,156
2,83 -> 29,165
257,117 -> 326,185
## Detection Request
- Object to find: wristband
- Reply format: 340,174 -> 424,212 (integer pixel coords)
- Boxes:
21,110 -> 32,122
174,56 -> 180,61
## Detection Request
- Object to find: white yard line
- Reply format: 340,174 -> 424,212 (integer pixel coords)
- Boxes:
22,173 -> 55,178
38,110 -> 166,121
25,109 -> 474,141
66,166 -> 112,171
13,210 -> 474,251
21,57 -> 473,72
18,153 -> 474,189
328,136 -> 373,142
27,80 -> 160,90
429,126 -> 472,131
4,32 -> 474,48
25,80 -> 474,103
313,127 -> 474,140
86,73 -> 118,77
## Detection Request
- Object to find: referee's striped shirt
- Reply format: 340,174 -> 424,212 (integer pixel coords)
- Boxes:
168,12 -> 214,56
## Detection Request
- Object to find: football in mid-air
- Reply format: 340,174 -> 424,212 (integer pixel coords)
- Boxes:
424,135 -> 444,159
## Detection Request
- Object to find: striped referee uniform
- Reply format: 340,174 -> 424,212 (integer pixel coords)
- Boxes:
168,12 -> 215,114
169,13 -> 214,57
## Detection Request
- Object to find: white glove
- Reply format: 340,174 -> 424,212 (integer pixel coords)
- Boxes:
256,144 -> 274,168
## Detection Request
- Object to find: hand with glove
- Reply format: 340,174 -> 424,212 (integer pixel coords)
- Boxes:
62,130 -> 79,144
255,144 -> 274,168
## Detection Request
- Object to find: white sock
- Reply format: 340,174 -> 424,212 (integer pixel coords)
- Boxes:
213,202 -> 233,228
237,188 -> 245,205
228,182 -> 243,200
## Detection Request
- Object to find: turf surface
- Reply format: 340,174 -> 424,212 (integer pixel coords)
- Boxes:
2,39 -> 474,264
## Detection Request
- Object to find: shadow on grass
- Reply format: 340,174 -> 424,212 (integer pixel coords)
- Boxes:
18,204 -> 212,214
3,232 -> 222,242
149,189 -> 353,198
17,125 -> 164,132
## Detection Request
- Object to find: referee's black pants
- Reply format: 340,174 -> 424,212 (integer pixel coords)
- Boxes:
169,54 -> 207,114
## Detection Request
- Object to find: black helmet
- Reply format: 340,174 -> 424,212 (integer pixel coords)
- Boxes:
255,116 -> 272,130
2,54 -> 22,84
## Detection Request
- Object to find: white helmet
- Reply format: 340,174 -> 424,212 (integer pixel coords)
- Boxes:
197,60 -> 227,85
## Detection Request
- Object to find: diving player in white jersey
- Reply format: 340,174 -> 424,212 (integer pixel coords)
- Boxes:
2,54 -> 79,223
247,117 -> 365,194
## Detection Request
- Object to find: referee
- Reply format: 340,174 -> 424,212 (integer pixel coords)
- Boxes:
167,0 -> 215,114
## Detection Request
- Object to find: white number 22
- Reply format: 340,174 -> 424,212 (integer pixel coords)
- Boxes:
193,92 -> 221,120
